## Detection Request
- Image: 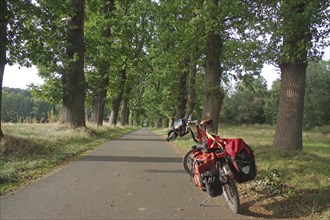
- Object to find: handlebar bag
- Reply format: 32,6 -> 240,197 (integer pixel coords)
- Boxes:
224,138 -> 257,183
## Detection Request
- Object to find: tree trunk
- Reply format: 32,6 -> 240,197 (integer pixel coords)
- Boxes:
273,64 -> 306,150
156,116 -> 162,128
61,0 -> 86,127
273,1 -> 311,151
90,64 -> 109,126
202,32 -> 224,133
109,69 -> 126,126
0,0 -> 7,138
164,118 -> 169,128
119,81 -> 132,126
90,90 -> 107,126
90,0 -> 114,126
109,96 -> 122,126
119,98 -> 129,126
185,58 -> 197,118
175,61 -> 188,120
168,118 -> 174,128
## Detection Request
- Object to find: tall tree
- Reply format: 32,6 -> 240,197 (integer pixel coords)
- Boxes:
273,0 -> 330,150
61,0 -> 86,127
119,1 -> 150,126
190,0 -> 267,132
200,0 -> 224,133
85,0 -> 114,126
0,0 -> 7,137
0,0 -> 38,136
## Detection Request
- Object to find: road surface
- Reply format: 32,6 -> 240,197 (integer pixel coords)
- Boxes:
0,128 -> 249,219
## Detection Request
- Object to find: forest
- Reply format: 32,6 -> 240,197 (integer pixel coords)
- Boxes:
0,0 -> 329,151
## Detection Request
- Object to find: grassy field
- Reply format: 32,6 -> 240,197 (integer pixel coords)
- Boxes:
157,124 -> 330,219
0,123 -> 137,195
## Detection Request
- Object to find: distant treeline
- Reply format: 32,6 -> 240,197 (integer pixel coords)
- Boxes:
2,87 -> 56,123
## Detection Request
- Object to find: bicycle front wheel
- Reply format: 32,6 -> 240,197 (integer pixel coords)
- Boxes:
182,149 -> 194,177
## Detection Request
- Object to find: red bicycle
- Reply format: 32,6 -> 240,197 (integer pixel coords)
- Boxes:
166,114 -> 256,213
182,119 -> 240,213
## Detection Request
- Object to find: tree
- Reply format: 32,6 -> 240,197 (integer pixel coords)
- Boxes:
61,0 -> 86,127
1,0 -> 88,128
0,0 -> 38,136
85,0 -> 114,126
273,0 -> 330,151
202,9 -> 223,132
196,0 -> 267,132
104,0 -> 153,126
0,0 -> 7,137
202,32 -> 223,132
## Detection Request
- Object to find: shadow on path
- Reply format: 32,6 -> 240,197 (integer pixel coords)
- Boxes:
144,168 -> 186,174
128,134 -> 161,137
115,138 -> 166,142
80,155 -> 182,163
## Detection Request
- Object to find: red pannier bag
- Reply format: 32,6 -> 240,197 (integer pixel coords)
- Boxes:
193,151 -> 222,197
223,138 -> 257,183
193,151 -> 216,190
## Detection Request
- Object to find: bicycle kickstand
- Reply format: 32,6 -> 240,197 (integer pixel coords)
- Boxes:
200,196 -> 211,206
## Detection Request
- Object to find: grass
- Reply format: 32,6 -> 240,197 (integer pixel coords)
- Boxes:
0,123 -> 137,195
156,124 -> 330,219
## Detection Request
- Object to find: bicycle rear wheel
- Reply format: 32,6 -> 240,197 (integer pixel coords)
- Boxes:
222,178 -> 240,213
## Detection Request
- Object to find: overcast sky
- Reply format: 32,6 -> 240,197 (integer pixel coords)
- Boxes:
3,47 -> 329,90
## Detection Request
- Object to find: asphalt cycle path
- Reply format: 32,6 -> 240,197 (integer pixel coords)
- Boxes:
0,128 -> 249,219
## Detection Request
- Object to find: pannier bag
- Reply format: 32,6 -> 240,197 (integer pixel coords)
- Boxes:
224,138 -> 257,183
193,151 -> 223,197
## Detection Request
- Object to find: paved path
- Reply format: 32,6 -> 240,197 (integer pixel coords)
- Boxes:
0,128 -> 249,219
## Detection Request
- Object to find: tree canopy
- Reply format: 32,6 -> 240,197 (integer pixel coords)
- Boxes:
1,0 -> 329,148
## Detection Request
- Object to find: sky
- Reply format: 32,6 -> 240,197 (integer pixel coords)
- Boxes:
2,47 -> 329,90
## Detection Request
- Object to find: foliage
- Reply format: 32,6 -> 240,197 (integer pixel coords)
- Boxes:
221,75 -> 268,124
29,77 -> 62,105
304,61 -> 330,129
6,0 -> 69,68
263,0 -> 330,63
1,87 -> 53,123
263,79 -> 281,125
2,0 -> 330,129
